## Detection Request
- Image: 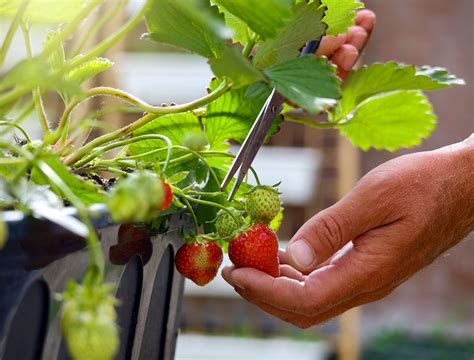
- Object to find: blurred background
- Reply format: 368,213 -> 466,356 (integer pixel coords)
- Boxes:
2,0 -> 473,358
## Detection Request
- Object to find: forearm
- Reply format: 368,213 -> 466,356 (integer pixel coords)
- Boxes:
434,134 -> 474,241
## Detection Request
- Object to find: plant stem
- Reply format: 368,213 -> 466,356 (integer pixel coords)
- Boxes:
284,113 -> 341,129
0,121 -> 32,142
73,134 -> 172,169
178,192 -> 239,224
242,36 -> 257,58
64,81 -> 230,166
21,23 -> 51,135
0,0 -> 30,67
53,82 -> 230,145
172,187 -> 199,234
70,0 -> 129,57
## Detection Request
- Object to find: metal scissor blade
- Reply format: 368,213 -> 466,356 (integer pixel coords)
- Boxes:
220,91 -> 273,191
227,90 -> 285,201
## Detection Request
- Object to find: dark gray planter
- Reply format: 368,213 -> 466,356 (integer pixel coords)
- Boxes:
0,205 -> 185,360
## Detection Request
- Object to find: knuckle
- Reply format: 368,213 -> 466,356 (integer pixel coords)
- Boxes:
311,213 -> 344,254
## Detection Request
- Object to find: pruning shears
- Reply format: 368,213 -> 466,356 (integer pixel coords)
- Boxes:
220,40 -> 321,201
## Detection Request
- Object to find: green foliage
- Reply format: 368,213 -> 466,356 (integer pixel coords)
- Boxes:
334,62 -> 465,121
253,1 -> 326,68
31,154 -> 107,205
144,0 -> 228,58
340,91 -> 436,150
214,0 -> 293,40
203,81 -> 283,153
263,55 -> 341,113
320,0 -> 365,35
209,45 -> 265,87
1,58 -> 51,91
0,0 -> 85,23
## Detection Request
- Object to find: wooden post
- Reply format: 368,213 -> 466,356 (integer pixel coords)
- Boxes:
336,137 -> 361,360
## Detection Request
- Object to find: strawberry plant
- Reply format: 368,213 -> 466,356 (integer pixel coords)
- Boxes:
0,0 -> 464,358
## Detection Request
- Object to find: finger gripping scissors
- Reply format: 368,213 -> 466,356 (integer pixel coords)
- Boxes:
220,40 -> 321,201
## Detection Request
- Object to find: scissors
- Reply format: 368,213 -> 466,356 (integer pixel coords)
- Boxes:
221,40 -> 322,201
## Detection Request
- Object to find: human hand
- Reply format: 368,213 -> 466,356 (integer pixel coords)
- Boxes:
222,136 -> 474,328
317,9 -> 376,80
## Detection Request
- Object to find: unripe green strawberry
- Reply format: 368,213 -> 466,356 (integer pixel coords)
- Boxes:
245,186 -> 281,224
107,171 -> 165,223
61,282 -> 119,360
182,131 -> 208,151
0,215 -> 6,249
215,208 -> 243,239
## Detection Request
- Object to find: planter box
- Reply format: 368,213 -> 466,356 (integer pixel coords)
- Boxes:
0,206 -> 184,360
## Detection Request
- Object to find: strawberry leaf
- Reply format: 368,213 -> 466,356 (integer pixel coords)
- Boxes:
203,80 -> 282,154
144,0 -> 228,58
340,91 -> 436,151
253,1 -> 326,68
320,0 -> 365,36
213,0 -> 293,40
263,55 -> 341,113
209,45 -> 265,88
333,62 -> 465,121
129,112 -> 202,161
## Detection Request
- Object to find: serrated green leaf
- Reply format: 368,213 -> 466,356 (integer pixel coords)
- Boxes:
60,56 -> 113,103
203,81 -> 282,153
43,30 -> 65,70
253,1 -> 326,68
0,0 -> 85,23
340,91 -> 436,151
214,0 -> 293,40
320,0 -> 365,36
129,112 -> 202,161
209,45 -> 265,87
333,62 -> 465,121
145,0 -> 228,58
221,10 -> 250,44
31,154 -> 106,205
263,55 -> 341,113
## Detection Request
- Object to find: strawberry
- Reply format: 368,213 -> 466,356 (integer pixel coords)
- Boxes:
215,208 -> 244,239
228,223 -> 280,277
117,224 -> 150,244
61,282 -> 119,360
107,171 -> 165,223
157,180 -> 173,211
245,185 -> 282,224
109,238 -> 153,265
175,240 -> 223,286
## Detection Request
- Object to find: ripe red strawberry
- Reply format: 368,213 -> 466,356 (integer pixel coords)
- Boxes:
109,238 -> 153,265
175,240 -> 223,286
117,224 -> 150,244
228,223 -> 280,277
158,181 -> 173,211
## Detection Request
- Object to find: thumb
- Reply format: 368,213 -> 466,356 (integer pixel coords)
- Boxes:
286,188 -> 389,273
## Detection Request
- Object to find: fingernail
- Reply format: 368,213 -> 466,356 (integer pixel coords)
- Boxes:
289,240 -> 315,268
341,52 -> 358,71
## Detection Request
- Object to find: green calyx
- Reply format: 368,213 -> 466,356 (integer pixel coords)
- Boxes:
245,185 -> 282,224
